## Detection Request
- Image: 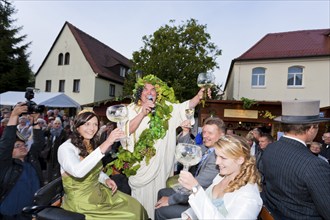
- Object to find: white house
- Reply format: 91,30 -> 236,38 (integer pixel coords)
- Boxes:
224,29 -> 330,108
35,21 -> 132,106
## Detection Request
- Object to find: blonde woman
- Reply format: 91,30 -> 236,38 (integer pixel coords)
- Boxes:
179,135 -> 262,219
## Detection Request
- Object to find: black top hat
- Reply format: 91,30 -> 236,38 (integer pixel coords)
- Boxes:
274,100 -> 330,124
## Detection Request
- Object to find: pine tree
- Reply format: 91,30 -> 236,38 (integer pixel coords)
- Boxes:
0,0 -> 33,93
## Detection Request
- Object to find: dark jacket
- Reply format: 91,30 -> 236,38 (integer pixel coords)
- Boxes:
0,125 -> 45,203
262,136 -> 330,219
42,128 -> 67,182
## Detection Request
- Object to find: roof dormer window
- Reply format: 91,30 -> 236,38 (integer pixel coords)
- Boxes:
120,66 -> 126,77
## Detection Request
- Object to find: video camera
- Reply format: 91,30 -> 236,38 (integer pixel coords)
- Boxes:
24,87 -> 45,114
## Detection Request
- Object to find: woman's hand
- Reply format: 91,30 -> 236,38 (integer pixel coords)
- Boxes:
105,178 -> 117,195
100,128 -> 125,154
107,128 -> 125,143
178,170 -> 199,191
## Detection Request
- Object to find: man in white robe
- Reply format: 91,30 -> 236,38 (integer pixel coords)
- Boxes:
122,76 -> 207,218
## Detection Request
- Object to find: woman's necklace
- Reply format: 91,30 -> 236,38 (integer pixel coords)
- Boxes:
86,142 -> 93,154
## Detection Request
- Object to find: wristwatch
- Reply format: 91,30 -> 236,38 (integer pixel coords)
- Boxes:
192,184 -> 201,194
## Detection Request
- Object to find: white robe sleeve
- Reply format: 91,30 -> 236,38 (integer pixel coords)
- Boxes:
58,140 -> 105,178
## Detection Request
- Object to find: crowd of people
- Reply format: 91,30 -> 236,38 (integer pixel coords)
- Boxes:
1,75 -> 330,220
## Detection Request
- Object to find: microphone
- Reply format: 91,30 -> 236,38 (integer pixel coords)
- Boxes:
147,95 -> 155,115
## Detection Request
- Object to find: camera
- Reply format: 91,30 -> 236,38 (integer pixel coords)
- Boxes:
24,87 -> 45,114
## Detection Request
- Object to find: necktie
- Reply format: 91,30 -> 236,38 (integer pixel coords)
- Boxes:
195,148 -> 214,176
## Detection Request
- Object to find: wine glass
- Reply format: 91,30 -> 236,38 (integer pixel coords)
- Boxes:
173,143 -> 202,194
197,72 -> 215,107
106,104 -> 128,140
185,108 -> 195,128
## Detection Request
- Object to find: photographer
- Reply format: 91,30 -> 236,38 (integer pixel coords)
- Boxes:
0,103 -> 45,220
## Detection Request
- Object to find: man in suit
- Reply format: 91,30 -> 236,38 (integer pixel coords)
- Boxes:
256,133 -> 274,171
320,131 -> 330,163
154,117 -> 225,220
261,100 -> 330,219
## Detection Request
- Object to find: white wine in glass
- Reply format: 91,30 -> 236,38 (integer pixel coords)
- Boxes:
106,104 -> 128,140
197,72 -> 215,107
173,143 -> 202,194
197,82 -> 215,89
106,104 -> 128,122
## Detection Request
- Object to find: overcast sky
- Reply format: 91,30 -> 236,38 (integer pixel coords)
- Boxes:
12,0 -> 330,86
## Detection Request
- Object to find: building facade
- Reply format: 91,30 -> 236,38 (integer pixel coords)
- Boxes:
224,29 -> 330,108
35,22 -> 132,106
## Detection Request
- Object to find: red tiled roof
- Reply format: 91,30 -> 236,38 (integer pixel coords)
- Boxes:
67,22 -> 132,83
237,29 -> 330,60
36,22 -> 132,84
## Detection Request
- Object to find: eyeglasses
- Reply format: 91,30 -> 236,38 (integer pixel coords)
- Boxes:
14,143 -> 28,148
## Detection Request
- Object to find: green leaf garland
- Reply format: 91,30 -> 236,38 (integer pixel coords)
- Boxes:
105,75 -> 178,177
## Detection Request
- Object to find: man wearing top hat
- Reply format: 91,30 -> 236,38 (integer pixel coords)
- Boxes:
261,100 -> 330,219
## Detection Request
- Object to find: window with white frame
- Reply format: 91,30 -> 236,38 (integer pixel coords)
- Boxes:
109,84 -> 115,96
120,66 -> 126,77
73,79 -> 80,93
251,67 -> 265,87
45,80 -> 51,92
287,66 -> 303,87
59,80 -> 65,92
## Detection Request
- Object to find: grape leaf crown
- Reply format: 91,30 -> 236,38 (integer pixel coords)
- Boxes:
107,74 -> 178,176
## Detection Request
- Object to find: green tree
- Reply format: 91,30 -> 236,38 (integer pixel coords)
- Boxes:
123,18 -> 222,102
212,83 -> 224,100
0,0 -> 33,93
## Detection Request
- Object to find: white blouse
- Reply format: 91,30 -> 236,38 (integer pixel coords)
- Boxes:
57,139 -> 109,185
182,175 -> 263,220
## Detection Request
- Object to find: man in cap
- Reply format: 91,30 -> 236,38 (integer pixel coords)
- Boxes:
0,103 -> 45,219
261,100 -> 330,219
